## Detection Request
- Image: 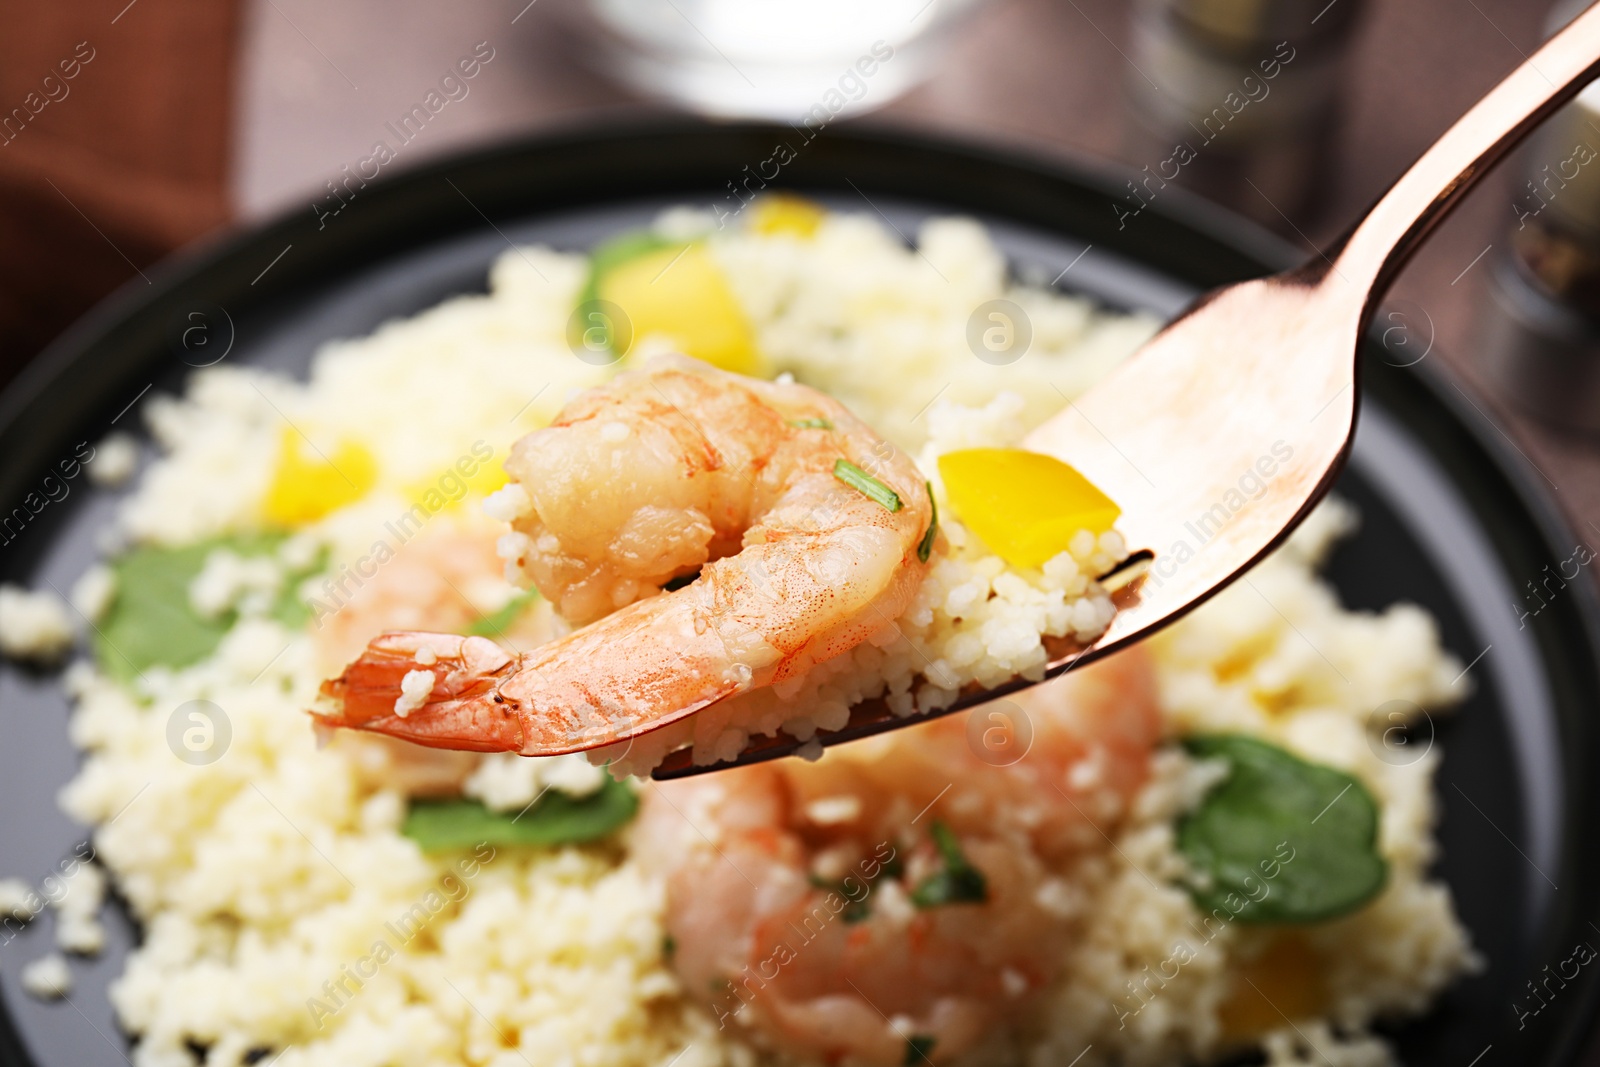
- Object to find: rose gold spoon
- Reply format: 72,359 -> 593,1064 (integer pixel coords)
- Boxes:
654,5 -> 1600,779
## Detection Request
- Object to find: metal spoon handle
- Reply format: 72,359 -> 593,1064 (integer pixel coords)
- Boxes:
1334,1 -> 1600,301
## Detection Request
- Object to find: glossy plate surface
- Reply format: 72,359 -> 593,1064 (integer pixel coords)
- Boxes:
1,121 -> 1597,1067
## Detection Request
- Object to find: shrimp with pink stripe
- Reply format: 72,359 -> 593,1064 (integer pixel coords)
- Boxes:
312,356 -> 936,767
635,649 -> 1163,1065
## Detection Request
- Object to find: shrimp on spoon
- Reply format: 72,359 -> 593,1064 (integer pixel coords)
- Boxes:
314,355 -> 936,768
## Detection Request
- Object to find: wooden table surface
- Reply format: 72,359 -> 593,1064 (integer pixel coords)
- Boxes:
228,1 -> 1584,1062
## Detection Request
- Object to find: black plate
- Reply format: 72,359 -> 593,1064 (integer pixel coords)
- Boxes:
2,120 -> 1598,1067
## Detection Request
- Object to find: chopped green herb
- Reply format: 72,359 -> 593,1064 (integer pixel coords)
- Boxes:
808,874 -> 874,922
574,230 -> 687,352
94,533 -> 322,684
1177,734 -> 1387,923
904,1034 -> 938,1065
662,934 -> 677,960
578,230 -> 680,308
402,777 -> 638,852
788,417 -> 833,430
833,459 -> 902,512
841,896 -> 872,924
461,590 -> 538,638
880,854 -> 905,881
661,570 -> 701,592
917,482 -> 939,563
910,821 -> 988,907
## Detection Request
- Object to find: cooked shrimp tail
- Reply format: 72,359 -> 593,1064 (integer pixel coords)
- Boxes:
313,356 -> 935,764
315,633 -> 525,753
316,610 -> 751,756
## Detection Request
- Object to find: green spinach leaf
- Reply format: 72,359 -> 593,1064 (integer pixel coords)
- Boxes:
1177,734 -> 1386,924
95,533 -> 318,683
461,590 -> 538,638
402,776 -> 638,852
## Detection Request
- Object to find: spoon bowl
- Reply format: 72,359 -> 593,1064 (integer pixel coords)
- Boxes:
654,2 -> 1600,777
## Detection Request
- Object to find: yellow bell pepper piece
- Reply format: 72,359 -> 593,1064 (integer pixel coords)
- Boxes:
937,448 -> 1119,569
748,194 -> 827,238
403,458 -> 507,512
1217,935 -> 1326,1039
262,428 -> 378,526
599,243 -> 763,376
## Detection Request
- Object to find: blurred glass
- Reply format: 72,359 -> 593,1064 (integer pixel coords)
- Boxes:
1476,0 -> 1600,436
560,0 -> 986,119
1123,0 -> 1365,228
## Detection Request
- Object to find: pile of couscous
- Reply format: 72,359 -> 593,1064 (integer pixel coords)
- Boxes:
0,201 -> 1477,1067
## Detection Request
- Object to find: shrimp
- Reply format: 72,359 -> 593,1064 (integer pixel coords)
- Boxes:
313,527 -> 545,676
312,525 -> 552,795
634,650 -> 1162,1066
313,355 -> 935,761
